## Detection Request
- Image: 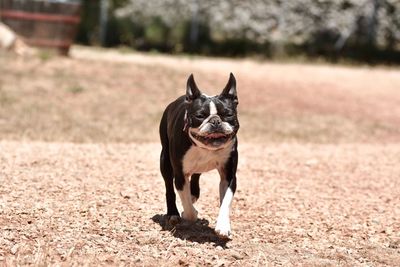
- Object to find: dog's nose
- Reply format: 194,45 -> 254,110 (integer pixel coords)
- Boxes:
209,116 -> 221,126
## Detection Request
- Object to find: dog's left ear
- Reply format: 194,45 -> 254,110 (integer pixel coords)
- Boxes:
220,73 -> 238,104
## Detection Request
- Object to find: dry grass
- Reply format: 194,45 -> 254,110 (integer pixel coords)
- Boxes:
1,47 -> 400,143
0,47 -> 400,266
1,142 -> 399,266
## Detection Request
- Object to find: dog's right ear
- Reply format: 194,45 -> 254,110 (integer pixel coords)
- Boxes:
186,74 -> 201,102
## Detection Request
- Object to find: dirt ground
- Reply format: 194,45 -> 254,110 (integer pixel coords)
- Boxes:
1,142 -> 399,266
1,47 -> 400,143
0,47 -> 400,266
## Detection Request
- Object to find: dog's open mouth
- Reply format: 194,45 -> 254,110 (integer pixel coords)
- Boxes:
190,131 -> 234,147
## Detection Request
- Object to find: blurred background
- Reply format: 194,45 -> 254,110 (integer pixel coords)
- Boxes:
1,0 -> 400,62
96,0 -> 400,63
0,0 -> 400,144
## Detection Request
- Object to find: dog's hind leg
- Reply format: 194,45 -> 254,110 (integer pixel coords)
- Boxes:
159,110 -> 179,222
190,173 -> 201,203
175,172 -> 198,222
160,148 -> 179,218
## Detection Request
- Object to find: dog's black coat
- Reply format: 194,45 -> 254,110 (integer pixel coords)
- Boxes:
159,73 -> 239,236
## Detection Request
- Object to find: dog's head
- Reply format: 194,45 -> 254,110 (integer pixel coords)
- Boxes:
184,73 -> 239,150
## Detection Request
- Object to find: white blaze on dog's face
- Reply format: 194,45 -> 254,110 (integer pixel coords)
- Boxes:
185,73 -> 239,150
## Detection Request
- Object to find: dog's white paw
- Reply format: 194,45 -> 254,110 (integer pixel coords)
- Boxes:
181,210 -> 198,222
215,220 -> 231,238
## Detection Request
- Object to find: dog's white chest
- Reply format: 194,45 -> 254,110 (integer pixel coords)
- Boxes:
182,143 -> 233,175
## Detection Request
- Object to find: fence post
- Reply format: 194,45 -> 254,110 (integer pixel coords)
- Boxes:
190,1 -> 199,47
367,0 -> 380,47
99,0 -> 109,46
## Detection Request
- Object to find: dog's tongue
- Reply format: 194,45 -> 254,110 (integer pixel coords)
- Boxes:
207,133 -> 225,138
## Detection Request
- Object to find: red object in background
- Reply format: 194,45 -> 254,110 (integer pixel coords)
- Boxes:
0,10 -> 80,24
0,0 -> 81,55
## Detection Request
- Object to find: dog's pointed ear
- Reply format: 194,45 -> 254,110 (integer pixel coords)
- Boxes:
186,74 -> 201,102
221,73 -> 238,103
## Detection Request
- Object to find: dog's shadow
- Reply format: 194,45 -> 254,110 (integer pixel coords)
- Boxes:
151,214 -> 230,247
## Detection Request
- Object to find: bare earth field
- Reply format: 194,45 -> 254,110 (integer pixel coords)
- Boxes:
1,46 -> 400,143
0,47 -> 400,266
1,142 -> 400,266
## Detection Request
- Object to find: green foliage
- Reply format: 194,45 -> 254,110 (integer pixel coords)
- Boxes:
111,0 -> 129,9
144,17 -> 169,46
169,21 -> 187,52
76,0 -> 100,45
75,0 -> 400,63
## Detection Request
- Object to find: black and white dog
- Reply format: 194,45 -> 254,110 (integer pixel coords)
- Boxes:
159,73 -> 239,238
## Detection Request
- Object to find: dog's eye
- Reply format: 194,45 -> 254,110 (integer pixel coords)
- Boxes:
194,114 -> 206,120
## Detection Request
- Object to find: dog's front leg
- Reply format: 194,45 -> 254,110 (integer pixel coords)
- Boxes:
175,172 -> 198,221
215,175 -> 236,237
218,173 -> 229,206
215,150 -> 238,238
